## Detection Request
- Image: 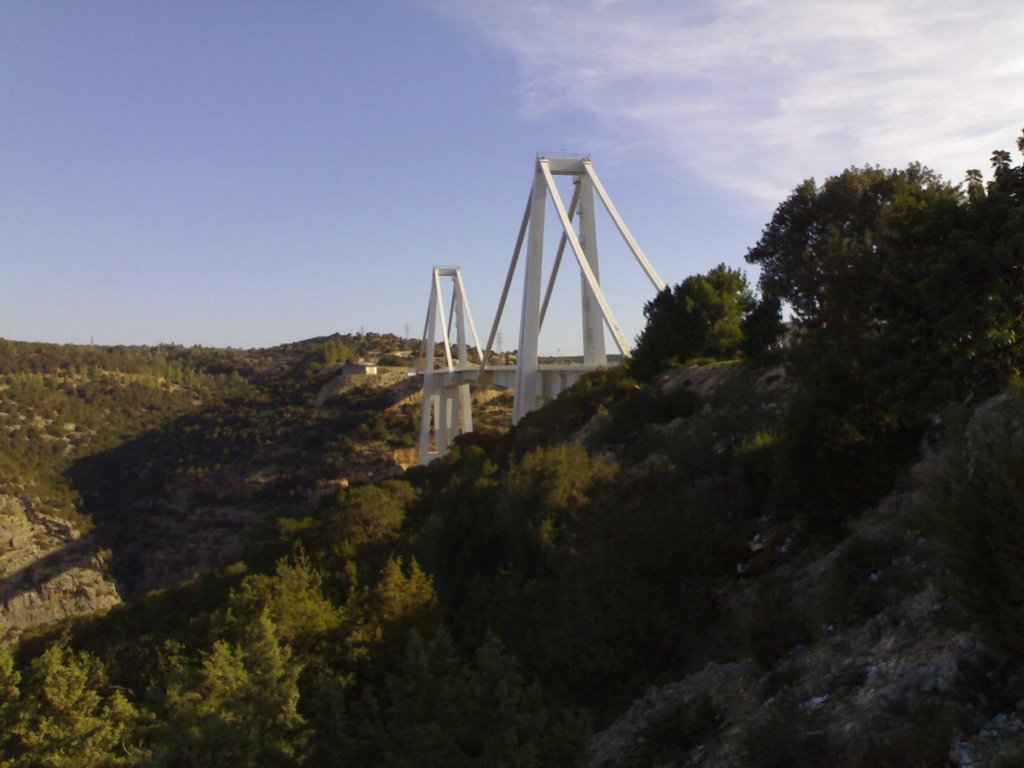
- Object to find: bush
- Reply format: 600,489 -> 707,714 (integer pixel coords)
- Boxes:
506,366 -> 637,454
821,534 -> 905,625
743,585 -> 813,670
630,265 -> 753,381
734,429 -> 778,502
923,386 -> 1024,655
740,698 -> 829,768
610,384 -> 700,431
635,693 -> 721,766
838,701 -> 955,768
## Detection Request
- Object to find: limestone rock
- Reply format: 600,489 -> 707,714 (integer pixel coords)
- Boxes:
586,464 -> 1017,767
1,495 -> 121,644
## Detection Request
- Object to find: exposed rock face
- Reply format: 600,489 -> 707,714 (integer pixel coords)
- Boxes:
315,368 -> 414,407
962,389 -> 1024,482
120,501 -> 260,597
587,567 -> 1001,767
586,462 -> 1024,767
0,495 -> 120,644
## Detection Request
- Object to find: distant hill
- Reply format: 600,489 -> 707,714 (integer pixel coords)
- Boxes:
0,334 -> 427,639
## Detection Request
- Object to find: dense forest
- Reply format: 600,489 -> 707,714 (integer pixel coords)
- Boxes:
1,131 -> 1023,766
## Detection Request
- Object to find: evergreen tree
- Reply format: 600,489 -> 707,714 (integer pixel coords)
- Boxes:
343,555 -> 440,677
222,551 -> 343,661
382,631 -> 586,767
630,264 -> 753,380
154,612 -> 305,767
9,642 -> 139,768
0,646 -> 20,767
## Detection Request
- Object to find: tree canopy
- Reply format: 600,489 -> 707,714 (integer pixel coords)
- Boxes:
630,263 -> 754,380
746,133 -> 1024,513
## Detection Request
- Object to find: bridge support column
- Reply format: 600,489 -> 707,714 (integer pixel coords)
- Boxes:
577,172 -> 607,367
436,383 -> 470,453
512,162 -> 548,424
418,267 -> 482,464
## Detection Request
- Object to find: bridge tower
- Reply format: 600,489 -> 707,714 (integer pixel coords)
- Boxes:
479,154 -> 666,423
416,154 -> 666,463
418,267 -> 482,465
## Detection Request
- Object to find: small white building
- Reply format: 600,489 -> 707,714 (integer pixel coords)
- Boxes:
342,361 -> 378,376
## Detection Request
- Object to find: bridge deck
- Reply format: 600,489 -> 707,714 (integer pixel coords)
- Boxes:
417,362 -> 608,408
416,362 -> 606,384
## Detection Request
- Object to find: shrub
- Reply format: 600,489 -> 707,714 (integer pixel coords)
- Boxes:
630,265 -> 753,381
734,428 -> 778,502
740,699 -> 829,768
838,701 -> 955,768
821,534 -> 905,625
635,693 -> 721,767
743,585 -> 813,670
922,386 -> 1024,655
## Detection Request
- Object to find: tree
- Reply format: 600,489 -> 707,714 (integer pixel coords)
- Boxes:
747,144 -> 1024,515
344,556 -> 441,674
154,613 -> 305,767
328,480 -> 413,545
746,163 -> 958,329
630,264 -> 753,380
964,169 -> 985,203
740,295 -> 785,361
381,630 -> 587,767
744,164 -> 963,512
9,642 -> 139,768
0,647 -> 20,767
221,551 -> 343,662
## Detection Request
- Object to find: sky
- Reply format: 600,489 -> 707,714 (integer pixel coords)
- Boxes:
3,0 -> 1023,355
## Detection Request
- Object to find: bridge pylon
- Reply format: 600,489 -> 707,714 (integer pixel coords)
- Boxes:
479,154 -> 666,423
418,267 -> 482,465
416,154 -> 666,464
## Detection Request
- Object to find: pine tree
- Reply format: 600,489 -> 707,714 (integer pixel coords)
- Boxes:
10,642 -> 139,768
381,630 -> 587,767
345,556 -> 439,671
155,611 -> 305,767
0,647 -> 21,767
223,551 -> 343,660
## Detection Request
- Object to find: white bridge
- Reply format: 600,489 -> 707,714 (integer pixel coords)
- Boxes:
418,154 -> 665,464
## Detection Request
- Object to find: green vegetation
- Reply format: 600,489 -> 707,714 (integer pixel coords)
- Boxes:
2,130 -> 1024,764
630,263 -> 755,380
748,146 -> 1024,518
0,342 -> 256,528
1,333 -> 421,593
922,385 -> 1024,656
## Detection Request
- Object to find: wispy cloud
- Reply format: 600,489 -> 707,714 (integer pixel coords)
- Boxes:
429,0 -> 1024,207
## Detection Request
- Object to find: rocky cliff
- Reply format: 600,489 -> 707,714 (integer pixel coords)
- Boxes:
0,495 -> 120,644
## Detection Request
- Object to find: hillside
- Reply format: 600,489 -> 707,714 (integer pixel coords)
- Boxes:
0,333 -> 424,640
0,131 -> 1022,766
4,350 -> 1023,766
587,369 -> 1024,767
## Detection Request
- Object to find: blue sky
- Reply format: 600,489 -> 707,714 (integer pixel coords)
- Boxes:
3,1 -> 1022,354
